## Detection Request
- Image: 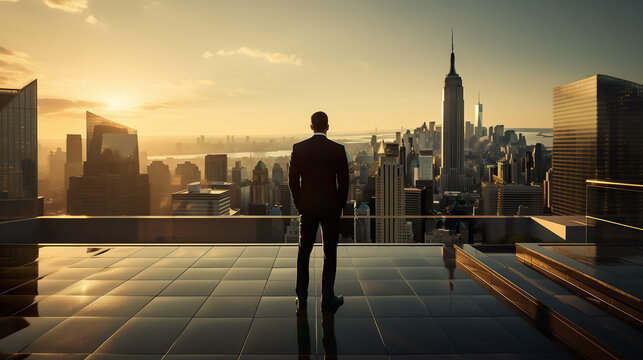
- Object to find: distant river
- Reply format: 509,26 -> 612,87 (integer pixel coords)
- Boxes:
148,150 -> 293,161
147,129 -> 553,160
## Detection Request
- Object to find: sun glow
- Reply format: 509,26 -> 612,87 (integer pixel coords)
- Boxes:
105,95 -> 131,111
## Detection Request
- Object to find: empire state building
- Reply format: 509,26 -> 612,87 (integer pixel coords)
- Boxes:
440,34 -> 465,192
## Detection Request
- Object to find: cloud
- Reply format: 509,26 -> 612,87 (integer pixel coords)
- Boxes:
85,14 -> 101,25
202,51 -> 213,59
0,46 -> 28,58
43,0 -> 88,13
39,97 -> 106,115
217,47 -> 302,66
0,46 -> 36,86
0,0 -> 20,3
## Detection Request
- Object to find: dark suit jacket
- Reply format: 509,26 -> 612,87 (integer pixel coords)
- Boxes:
289,134 -> 349,215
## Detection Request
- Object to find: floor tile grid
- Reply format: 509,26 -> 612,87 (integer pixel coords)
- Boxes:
0,253 -> 90,296
10,245 -> 277,358
0,256 -> 106,318
0,248 -> 119,354
361,256 -> 447,357
78,247 -> 233,357
234,252 -> 307,358
132,245 -> 279,358
0,245 -> 570,358
310,251 -> 391,357
6,246 -> 228,355
338,253 -> 543,356
406,255 -> 554,356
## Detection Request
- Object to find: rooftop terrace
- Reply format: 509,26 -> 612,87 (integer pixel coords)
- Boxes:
0,211 -> 640,358
0,243 -> 577,359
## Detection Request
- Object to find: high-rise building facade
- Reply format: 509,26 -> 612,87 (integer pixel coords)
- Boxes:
175,161 -> 201,186
205,154 -> 227,182
375,157 -> 409,243
67,112 -> 149,215
441,35 -> 465,191
497,183 -> 544,216
418,150 -> 433,181
272,163 -> 285,186
551,75 -> 643,215
172,182 -> 230,216
64,134 -> 83,189
148,160 -> 172,215
404,188 -> 422,242
48,148 -> 66,190
251,160 -> 270,204
355,202 -> 371,243
465,121 -> 474,139
475,96 -> 483,138
0,80 -> 42,220
231,161 -> 248,184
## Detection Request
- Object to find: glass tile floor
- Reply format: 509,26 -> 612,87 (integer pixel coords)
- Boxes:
0,244 -> 572,359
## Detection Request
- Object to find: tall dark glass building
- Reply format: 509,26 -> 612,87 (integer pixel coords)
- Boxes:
551,75 -> 643,215
205,154 -> 227,182
0,80 -> 43,220
67,112 -> 150,215
441,34 -> 465,192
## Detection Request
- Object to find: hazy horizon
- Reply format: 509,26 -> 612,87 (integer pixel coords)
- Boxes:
2,0 -> 642,140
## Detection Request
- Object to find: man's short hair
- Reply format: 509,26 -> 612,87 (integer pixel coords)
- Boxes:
311,111 -> 328,132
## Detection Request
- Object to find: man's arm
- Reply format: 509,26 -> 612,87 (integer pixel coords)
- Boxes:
337,145 -> 349,210
288,144 -> 301,210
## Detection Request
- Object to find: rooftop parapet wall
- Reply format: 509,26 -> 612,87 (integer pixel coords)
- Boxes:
0,216 -> 579,244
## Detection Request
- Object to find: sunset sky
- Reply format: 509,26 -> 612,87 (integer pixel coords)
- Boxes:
1,0 -> 642,140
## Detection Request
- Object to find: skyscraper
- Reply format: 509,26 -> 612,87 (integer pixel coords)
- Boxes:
175,161 -> 201,186
64,134 -> 83,189
0,80 -> 42,220
205,154 -> 227,182
497,183 -> 544,216
375,156 -> 409,243
272,163 -> 285,186
48,147 -> 66,189
399,140 -> 407,183
67,112 -> 149,215
278,182 -> 294,215
418,150 -> 433,181
551,75 -> 643,215
231,161 -> 248,184
440,33 -> 465,192
355,202 -> 371,243
251,160 -> 270,205
147,160 -> 171,215
475,93 -> 483,138
404,188 -> 422,242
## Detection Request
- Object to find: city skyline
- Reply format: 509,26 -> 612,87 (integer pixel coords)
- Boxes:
1,0 -> 642,139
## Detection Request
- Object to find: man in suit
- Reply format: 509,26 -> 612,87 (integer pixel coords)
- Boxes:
289,111 -> 349,312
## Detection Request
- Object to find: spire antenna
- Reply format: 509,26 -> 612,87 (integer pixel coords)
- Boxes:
478,90 -> 480,103
451,29 -> 454,52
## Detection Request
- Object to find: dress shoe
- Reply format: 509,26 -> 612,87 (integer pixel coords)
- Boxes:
321,295 -> 344,311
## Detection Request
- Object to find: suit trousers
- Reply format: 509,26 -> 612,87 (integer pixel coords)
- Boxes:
296,211 -> 340,299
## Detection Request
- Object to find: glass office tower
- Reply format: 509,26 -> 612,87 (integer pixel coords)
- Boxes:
67,112 -> 149,215
551,75 -> 643,215
0,80 -> 43,220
